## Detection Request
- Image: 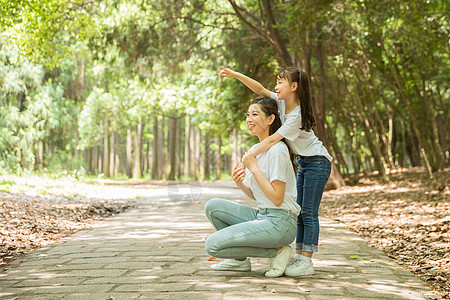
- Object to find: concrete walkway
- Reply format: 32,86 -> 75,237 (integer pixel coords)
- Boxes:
0,185 -> 434,299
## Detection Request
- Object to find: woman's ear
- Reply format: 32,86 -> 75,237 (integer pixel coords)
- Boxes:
291,82 -> 298,92
268,114 -> 275,125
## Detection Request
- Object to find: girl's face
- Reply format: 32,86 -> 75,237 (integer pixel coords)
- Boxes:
275,76 -> 295,100
246,104 -> 273,140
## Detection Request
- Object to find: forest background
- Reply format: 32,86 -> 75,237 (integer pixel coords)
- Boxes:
0,0 -> 448,186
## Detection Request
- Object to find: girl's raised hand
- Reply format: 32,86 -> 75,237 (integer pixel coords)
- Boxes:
219,66 -> 236,78
232,166 -> 246,183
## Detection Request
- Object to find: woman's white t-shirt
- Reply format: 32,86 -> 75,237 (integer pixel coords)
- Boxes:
245,141 -> 300,215
270,91 -> 333,161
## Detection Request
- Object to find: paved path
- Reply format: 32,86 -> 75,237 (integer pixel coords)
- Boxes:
0,184 -> 434,299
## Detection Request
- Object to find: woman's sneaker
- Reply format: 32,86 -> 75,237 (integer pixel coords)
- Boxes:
265,245 -> 292,277
284,257 -> 314,276
210,258 -> 251,271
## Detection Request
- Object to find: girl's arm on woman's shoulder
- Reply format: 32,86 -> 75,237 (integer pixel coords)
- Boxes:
250,132 -> 284,157
220,67 -> 271,98
252,111 -> 302,157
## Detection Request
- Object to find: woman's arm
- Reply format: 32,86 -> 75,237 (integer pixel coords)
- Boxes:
232,166 -> 255,200
242,153 -> 285,206
220,67 -> 271,98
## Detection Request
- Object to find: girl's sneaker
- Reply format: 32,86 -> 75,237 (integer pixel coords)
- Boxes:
284,257 -> 314,276
210,258 -> 251,271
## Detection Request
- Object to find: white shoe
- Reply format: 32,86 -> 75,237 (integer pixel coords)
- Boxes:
284,257 -> 315,276
265,246 -> 291,278
210,258 -> 251,271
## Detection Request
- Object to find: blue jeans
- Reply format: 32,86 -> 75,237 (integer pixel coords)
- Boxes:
204,198 -> 297,259
295,155 -> 331,252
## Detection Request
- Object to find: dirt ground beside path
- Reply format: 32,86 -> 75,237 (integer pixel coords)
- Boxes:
321,168 -> 449,299
0,175 -> 135,267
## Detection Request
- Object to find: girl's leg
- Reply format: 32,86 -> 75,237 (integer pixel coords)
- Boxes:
285,156 -> 331,277
298,156 -> 331,255
295,163 -> 305,255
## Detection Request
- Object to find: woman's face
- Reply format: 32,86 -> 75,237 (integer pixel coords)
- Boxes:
246,104 -> 272,140
275,76 -> 293,100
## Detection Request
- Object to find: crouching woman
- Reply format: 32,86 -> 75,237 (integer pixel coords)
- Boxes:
204,97 -> 300,277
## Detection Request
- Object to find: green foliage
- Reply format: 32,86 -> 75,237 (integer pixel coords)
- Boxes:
0,0 -> 97,68
0,0 -> 448,179
0,47 -> 78,174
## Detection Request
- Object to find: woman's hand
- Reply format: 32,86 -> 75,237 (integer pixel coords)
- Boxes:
242,151 -> 258,173
219,66 -> 237,78
232,166 -> 246,184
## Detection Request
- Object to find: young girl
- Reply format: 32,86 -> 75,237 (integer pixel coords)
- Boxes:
204,97 -> 300,278
220,66 -> 332,276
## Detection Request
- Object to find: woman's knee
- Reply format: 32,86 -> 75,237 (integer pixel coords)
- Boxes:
204,198 -> 226,214
205,235 -> 219,257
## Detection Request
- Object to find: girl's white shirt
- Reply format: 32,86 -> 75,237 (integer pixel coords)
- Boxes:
245,141 -> 300,215
270,91 -> 333,161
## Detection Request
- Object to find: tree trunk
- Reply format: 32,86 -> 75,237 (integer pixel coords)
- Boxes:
184,115 -> 190,180
400,119 -> 407,168
387,111 -> 395,169
126,128 -> 133,178
109,131 -> 115,177
114,132 -> 119,177
195,127 -> 201,180
176,117 -> 181,179
152,114 -> 159,179
159,115 -> 165,179
18,93 -> 26,112
145,139 -> 150,175
189,125 -> 195,178
168,116 -> 177,180
79,58 -> 86,101
37,141 -> 44,172
90,146 -> 97,174
215,136 -> 222,180
133,119 -> 142,179
97,145 -> 102,175
436,114 -> 449,165
74,123 -> 80,164
408,127 -> 421,167
204,133 -> 210,180
103,121 -> 110,177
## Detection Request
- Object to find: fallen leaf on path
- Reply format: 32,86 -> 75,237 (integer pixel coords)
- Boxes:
298,287 -> 311,293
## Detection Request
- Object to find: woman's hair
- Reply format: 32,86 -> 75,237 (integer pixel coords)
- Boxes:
250,97 -> 296,171
276,67 -> 316,131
